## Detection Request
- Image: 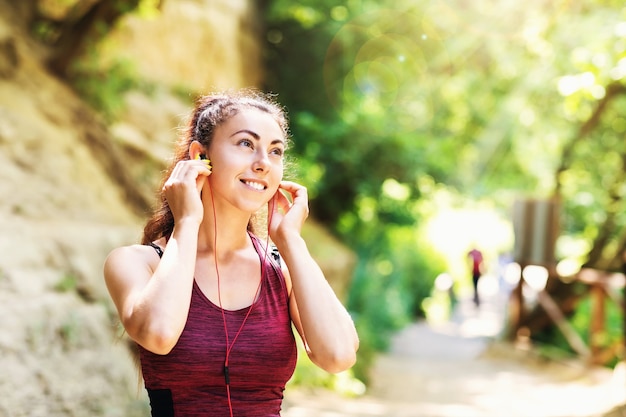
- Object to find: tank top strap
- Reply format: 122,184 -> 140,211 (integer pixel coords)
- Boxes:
248,233 -> 281,271
146,242 -> 163,258
147,238 -> 276,264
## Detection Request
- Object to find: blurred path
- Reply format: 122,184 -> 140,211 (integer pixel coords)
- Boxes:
283,274 -> 625,417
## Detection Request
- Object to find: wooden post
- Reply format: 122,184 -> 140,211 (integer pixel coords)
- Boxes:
507,262 -> 525,340
589,282 -> 606,364
622,252 -> 626,361
510,198 -> 559,341
623,281 -> 626,360
536,290 -> 591,359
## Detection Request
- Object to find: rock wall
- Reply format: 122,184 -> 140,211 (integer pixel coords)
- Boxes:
100,0 -> 264,91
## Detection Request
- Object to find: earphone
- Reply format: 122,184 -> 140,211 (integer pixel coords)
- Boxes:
196,153 -> 212,171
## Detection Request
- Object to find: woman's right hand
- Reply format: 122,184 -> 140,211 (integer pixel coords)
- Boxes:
162,159 -> 212,225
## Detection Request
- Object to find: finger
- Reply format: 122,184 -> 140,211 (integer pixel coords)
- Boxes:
278,180 -> 298,192
182,159 -> 211,181
163,161 -> 185,192
193,159 -> 212,174
274,188 -> 292,213
279,181 -> 308,206
268,189 -> 287,217
193,160 -> 212,175
168,160 -> 210,179
192,166 -> 211,193
164,161 -> 211,195
278,181 -> 302,199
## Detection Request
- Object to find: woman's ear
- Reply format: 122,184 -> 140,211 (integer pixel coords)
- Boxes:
189,140 -> 206,160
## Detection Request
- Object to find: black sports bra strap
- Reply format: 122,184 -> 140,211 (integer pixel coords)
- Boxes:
147,242 -> 163,258
270,245 -> 281,267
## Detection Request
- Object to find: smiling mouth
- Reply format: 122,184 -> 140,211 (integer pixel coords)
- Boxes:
242,180 -> 267,191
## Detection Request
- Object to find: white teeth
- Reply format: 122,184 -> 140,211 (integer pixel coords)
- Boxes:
244,180 -> 265,191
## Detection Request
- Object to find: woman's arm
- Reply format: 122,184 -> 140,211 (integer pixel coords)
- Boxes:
270,182 -> 359,373
281,240 -> 359,373
104,219 -> 200,355
103,158 -> 210,354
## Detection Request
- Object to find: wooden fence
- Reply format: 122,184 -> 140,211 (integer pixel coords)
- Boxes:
509,197 -> 625,364
507,265 -> 625,365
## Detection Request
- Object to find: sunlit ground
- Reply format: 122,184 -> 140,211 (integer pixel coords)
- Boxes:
283,279 -> 626,417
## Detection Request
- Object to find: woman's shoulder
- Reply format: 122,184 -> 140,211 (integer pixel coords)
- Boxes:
103,243 -> 164,291
105,241 -> 163,269
107,243 -> 150,258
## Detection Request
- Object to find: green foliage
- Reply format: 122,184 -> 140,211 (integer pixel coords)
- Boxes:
54,273 -> 78,292
265,2 -> 448,226
70,57 -> 156,120
572,296 -> 624,366
289,330 -> 365,396
397,232 -> 448,317
264,2 -> 453,383
264,0 -> 507,385
58,312 -> 80,349
346,226 -> 446,383
263,0 -> 626,378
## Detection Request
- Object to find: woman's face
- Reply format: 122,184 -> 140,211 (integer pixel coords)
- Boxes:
206,107 -> 286,213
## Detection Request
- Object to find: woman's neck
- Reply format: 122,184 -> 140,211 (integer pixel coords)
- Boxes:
197,202 -> 253,255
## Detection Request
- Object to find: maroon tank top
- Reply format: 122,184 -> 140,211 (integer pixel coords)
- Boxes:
139,234 -> 298,417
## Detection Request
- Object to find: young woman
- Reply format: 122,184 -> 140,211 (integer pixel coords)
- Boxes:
103,90 -> 359,417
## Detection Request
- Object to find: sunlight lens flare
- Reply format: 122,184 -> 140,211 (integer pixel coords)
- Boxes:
323,8 -> 446,134
522,265 -> 549,291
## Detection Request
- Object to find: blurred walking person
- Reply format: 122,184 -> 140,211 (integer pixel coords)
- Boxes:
467,247 -> 484,307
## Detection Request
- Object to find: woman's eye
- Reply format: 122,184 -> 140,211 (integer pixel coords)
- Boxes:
270,147 -> 284,157
238,138 -> 253,148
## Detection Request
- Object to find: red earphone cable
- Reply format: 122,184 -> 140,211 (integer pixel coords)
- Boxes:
209,183 -> 273,417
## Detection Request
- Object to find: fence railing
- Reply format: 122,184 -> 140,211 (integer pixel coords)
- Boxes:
507,265 -> 625,365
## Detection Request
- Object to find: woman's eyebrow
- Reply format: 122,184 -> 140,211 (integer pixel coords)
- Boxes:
231,129 -> 260,139
231,129 -> 285,145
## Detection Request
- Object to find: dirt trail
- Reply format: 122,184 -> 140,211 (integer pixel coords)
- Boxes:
283,279 -> 626,417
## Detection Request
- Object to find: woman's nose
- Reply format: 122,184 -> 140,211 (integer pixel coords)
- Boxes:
252,152 -> 270,172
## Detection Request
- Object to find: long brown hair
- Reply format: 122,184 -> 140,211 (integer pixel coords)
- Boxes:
141,89 -> 290,245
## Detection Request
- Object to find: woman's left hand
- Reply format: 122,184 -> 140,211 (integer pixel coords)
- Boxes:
268,181 -> 359,373
268,181 -> 309,243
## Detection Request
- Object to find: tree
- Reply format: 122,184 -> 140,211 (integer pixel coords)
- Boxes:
262,0 -> 626,367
